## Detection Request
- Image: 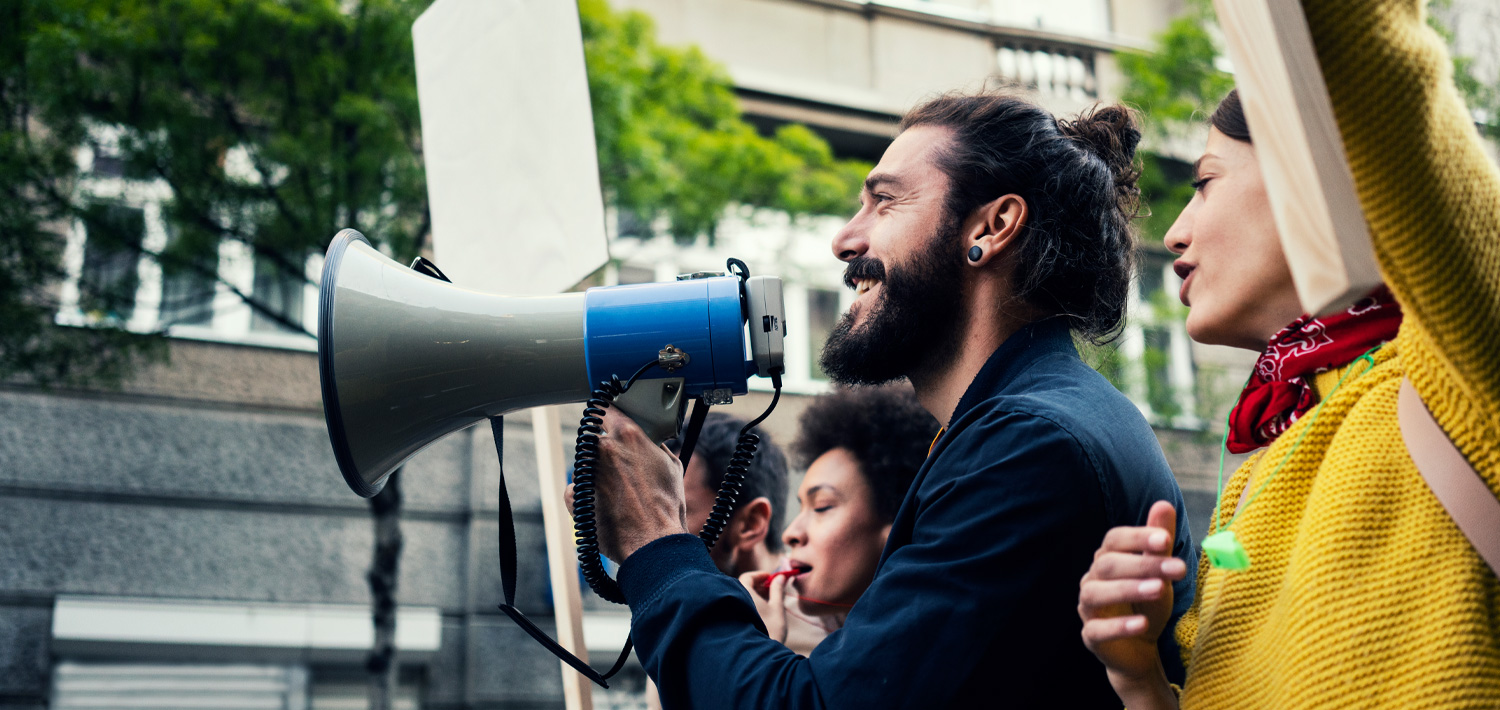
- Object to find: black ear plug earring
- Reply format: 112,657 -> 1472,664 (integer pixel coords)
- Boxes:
968,246 -> 983,262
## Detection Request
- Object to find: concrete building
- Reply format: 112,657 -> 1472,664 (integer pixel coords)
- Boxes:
0,1 -> 1260,708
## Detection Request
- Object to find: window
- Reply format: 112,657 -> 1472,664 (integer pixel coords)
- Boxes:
806,288 -> 842,381
54,126 -> 321,349
250,253 -> 307,334
158,230 -> 218,328
52,662 -> 309,710
1127,251 -> 1198,426
76,203 -> 146,324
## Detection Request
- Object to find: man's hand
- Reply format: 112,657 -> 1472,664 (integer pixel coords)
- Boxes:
1078,500 -> 1186,710
578,406 -> 688,563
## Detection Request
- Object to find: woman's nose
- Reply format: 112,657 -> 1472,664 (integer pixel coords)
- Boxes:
1163,198 -> 1196,255
782,514 -> 807,549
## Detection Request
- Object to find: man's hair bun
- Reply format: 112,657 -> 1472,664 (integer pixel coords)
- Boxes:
1059,104 -> 1143,219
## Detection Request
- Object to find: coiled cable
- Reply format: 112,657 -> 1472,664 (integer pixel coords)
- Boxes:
698,375 -> 781,549
572,365 -> 783,603
572,360 -> 660,604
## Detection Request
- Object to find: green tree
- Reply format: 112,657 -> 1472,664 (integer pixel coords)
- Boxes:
581,0 -> 868,241
1,0 -> 867,388
1115,0 -> 1233,244
1429,0 -> 1498,139
1090,0 -> 1233,426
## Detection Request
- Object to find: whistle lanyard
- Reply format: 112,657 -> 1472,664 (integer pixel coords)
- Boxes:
1202,346 -> 1382,571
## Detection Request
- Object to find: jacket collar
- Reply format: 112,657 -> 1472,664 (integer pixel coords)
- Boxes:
948,317 -> 1077,425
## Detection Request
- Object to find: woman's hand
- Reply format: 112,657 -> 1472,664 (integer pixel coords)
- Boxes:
1078,500 -> 1187,710
740,571 -> 789,643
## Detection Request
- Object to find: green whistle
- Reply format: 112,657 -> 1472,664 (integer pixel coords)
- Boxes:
1202,530 -> 1251,570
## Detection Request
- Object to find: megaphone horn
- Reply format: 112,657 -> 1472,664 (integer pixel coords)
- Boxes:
318,229 -> 786,497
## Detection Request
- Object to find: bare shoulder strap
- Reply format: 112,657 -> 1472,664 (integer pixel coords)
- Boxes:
1399,378 -> 1500,577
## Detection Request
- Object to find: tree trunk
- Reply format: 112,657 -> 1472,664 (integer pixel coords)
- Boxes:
366,468 -> 403,710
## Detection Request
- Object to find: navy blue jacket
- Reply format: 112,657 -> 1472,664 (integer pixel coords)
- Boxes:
618,320 -> 1196,708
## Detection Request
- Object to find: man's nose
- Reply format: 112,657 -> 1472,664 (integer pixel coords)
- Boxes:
831,212 -> 868,262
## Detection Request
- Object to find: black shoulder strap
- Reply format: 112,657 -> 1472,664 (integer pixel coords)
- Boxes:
488,416 -> 632,688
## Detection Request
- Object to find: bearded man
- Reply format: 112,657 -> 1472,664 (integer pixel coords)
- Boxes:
584,93 -> 1197,708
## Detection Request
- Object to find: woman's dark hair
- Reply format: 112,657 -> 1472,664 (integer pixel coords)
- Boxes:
900,92 -> 1142,343
1211,89 -> 1252,143
791,385 -> 940,523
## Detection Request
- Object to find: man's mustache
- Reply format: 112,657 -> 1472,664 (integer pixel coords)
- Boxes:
842,257 -> 886,290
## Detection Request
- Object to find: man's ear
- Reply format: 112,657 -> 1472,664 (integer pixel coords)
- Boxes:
733,497 -> 773,552
963,194 -> 1028,268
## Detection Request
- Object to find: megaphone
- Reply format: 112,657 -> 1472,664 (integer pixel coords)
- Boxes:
318,228 -> 788,685
317,228 -> 786,497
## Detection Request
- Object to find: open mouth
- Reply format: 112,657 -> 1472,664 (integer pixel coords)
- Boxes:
842,257 -> 885,300
761,562 -> 812,590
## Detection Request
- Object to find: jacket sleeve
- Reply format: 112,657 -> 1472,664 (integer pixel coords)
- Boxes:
618,410 -> 1111,709
1303,0 -> 1500,469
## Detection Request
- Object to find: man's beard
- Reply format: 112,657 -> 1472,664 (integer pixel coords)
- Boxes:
819,216 -> 967,385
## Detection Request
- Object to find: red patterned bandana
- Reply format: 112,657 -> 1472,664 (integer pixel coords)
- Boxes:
1226,287 -> 1402,453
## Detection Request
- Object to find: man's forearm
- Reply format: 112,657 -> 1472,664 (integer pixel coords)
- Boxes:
621,535 -> 825,710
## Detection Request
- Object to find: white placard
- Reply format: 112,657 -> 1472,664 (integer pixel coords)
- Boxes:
1212,0 -> 1384,315
414,0 -> 610,296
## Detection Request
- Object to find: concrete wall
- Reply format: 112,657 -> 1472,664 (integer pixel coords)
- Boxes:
0,338 -> 566,709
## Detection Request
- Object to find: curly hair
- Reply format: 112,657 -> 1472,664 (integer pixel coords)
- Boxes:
791,385 -> 940,522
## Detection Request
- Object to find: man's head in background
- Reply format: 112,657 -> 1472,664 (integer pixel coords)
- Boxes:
669,412 -> 789,577
780,385 -> 938,609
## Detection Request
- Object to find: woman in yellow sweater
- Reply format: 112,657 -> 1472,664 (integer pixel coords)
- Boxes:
1076,0 -> 1500,707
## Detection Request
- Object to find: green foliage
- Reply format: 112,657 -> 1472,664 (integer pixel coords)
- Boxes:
1086,0 -> 1231,423
3,0 -> 866,386
1429,0 -> 1498,139
1135,152 -> 1198,246
1,0 -> 169,387
1117,0 -> 1234,136
1116,0 -> 1232,245
34,0 -> 432,261
580,0 -> 868,242
1076,337 -> 1128,392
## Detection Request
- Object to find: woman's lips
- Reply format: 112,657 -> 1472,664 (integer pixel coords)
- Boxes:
1174,262 -> 1196,306
761,564 -> 811,590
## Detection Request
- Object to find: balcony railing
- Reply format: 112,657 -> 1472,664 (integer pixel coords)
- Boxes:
995,43 -> 1098,100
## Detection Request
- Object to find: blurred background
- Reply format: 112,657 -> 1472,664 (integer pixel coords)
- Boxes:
1,0 -> 1496,708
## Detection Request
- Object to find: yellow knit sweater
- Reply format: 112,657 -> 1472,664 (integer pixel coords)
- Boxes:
1170,0 -> 1500,707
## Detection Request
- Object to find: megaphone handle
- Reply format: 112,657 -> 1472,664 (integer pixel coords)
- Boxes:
675,397 -> 712,473
488,415 -> 633,689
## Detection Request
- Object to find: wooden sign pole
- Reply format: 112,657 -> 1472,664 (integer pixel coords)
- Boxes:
1211,0 -> 1384,316
532,405 -> 593,710
414,3 -> 610,707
